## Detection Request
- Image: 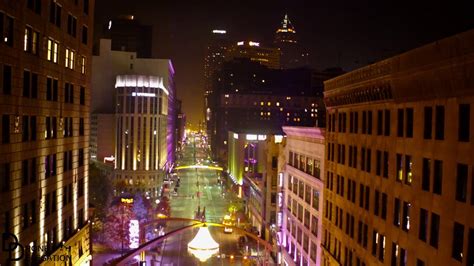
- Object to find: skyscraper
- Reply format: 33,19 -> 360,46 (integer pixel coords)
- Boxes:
322,29 -> 474,266
91,39 -> 175,197
226,40 -> 281,69
274,14 -> 309,69
0,0 -> 94,264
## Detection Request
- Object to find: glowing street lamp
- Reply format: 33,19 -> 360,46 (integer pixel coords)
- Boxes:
188,224 -> 219,262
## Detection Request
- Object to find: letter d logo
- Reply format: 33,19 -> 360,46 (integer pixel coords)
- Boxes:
2,232 -> 24,261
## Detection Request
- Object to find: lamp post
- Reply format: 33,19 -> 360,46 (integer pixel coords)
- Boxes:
188,224 -> 219,262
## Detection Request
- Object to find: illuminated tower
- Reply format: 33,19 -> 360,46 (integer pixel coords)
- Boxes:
274,14 -> 308,69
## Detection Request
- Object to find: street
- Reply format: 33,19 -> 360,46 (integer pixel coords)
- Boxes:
157,134 -> 247,265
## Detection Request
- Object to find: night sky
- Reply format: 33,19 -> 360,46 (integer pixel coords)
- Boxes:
95,0 -> 474,125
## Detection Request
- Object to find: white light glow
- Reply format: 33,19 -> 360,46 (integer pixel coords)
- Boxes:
132,92 -> 156,97
129,220 -> 139,249
257,135 -> 267,140
233,133 -> 239,139
188,225 -> 219,262
237,41 -> 244,46
246,134 -> 257,141
115,75 -> 169,95
278,172 -> 283,187
212,30 -> 226,34
278,192 -> 283,207
249,41 -> 260,47
274,135 -> 283,143
108,20 -> 112,30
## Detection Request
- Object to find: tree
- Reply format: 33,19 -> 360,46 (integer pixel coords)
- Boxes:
103,202 -> 136,250
89,163 -> 113,220
133,194 -> 149,222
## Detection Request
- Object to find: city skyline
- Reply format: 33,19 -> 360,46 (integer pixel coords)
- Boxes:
95,0 -> 474,125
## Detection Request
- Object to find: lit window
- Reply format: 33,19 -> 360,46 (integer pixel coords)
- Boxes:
80,56 -> 86,74
280,108 -> 283,111
260,102 -> 264,106
47,39 -> 60,63
267,102 -> 271,106
267,112 -> 271,116
276,102 -> 280,106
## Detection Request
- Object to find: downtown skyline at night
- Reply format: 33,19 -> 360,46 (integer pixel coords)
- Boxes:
1,1 -> 474,266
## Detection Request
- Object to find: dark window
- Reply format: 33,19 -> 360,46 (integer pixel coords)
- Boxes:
430,213 -> 440,248
384,110 -> 390,136
53,79 -> 58,101
468,228 -> 474,266
78,149 -> 84,166
2,115 -> 10,143
433,160 -> 442,195
51,191 -> 56,212
354,112 -> 359,133
452,222 -> 464,261
406,108 -> 413,138
49,0 -> 61,27
3,65 -> 12,94
22,116 -> 29,142
376,150 -> 381,176
393,198 -> 401,226
83,0 -> 89,14
67,14 -> 77,37
78,178 -> 84,197
22,203 -> 28,228
0,163 -> 10,192
27,0 -> 42,14
458,104 -> 470,142
367,111 -> 372,134
424,107 -> 432,139
455,164 -> 468,202
377,110 -> 383,135
80,86 -> 85,105
402,202 -> 411,231
422,158 -> 430,191
30,158 -> 36,183
23,70 -> 31,97
82,25 -> 88,44
383,151 -> 389,178
397,109 -> 404,137
22,160 -> 29,186
381,193 -> 387,220
2,15 -> 14,47
435,106 -> 445,140
79,118 -> 84,136
374,190 -> 380,216
362,111 -> 367,134
419,208 -> 428,241
31,73 -> 38,98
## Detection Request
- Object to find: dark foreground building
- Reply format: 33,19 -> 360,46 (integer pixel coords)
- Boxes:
0,0 -> 94,264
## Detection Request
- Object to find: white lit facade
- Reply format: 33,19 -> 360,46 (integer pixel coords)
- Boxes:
115,75 -> 168,196
281,126 -> 324,266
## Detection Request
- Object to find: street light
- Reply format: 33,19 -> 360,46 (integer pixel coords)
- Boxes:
188,224 -> 220,262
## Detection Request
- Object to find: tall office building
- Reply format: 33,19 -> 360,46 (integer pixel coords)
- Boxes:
91,39 -> 175,197
227,40 -> 281,69
281,126 -> 324,266
274,14 -> 309,69
322,30 -> 474,266
0,0 -> 93,265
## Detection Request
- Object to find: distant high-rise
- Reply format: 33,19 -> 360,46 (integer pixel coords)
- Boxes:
227,40 -> 281,69
94,15 -> 153,58
274,14 -> 309,69
0,0 -> 94,264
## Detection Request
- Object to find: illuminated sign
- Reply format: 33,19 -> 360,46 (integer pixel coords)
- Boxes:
115,75 -> 169,95
237,41 -> 244,46
257,135 -> 267,141
121,198 -> 134,204
132,92 -> 156,97
212,30 -> 226,34
233,133 -> 239,139
248,41 -> 260,47
274,135 -> 283,143
129,220 -> 139,249
246,134 -> 257,141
